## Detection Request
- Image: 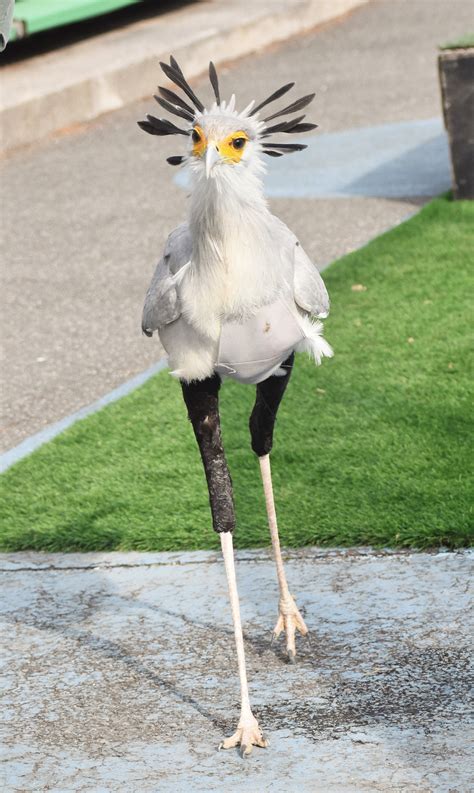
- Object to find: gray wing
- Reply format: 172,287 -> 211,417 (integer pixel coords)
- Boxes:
273,216 -> 330,318
141,223 -> 192,337
293,240 -> 330,318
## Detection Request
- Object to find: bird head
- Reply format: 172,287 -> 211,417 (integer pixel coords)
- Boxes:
188,111 -> 259,180
138,57 -> 317,186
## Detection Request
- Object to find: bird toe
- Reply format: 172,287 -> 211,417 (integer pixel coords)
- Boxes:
219,715 -> 267,758
271,593 -> 309,662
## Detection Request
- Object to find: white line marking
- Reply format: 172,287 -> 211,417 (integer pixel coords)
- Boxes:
1,359 -> 167,473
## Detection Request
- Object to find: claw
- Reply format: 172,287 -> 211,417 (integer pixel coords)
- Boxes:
271,594 -> 308,661
220,716 -> 267,758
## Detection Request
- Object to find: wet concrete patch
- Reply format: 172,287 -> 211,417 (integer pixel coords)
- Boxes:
1,548 -> 472,791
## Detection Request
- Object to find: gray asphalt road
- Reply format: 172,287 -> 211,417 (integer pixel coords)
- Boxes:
1,0 -> 472,452
2,548 -> 472,791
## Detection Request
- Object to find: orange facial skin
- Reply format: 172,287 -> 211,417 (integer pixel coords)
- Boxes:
192,126 -> 249,163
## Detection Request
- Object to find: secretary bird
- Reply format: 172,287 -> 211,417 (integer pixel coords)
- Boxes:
139,57 -> 332,757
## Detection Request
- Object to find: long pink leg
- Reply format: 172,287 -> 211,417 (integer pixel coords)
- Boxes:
259,454 -> 308,662
219,532 -> 268,757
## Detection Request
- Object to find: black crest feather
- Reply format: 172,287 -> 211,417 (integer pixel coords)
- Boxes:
285,122 -> 318,133
158,86 -> 196,117
169,55 -> 184,75
262,114 -> 306,137
154,95 -> 195,122
138,115 -> 190,137
160,60 -> 205,113
166,155 -> 185,166
139,58 -> 317,164
209,61 -> 220,105
264,93 -> 316,122
261,142 -> 308,152
249,82 -> 295,116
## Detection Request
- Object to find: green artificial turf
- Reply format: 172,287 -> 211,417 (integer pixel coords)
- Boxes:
1,196 -> 473,552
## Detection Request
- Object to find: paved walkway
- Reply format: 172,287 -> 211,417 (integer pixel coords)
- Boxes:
1,548 -> 472,791
1,0 -> 472,453
0,0 -> 368,152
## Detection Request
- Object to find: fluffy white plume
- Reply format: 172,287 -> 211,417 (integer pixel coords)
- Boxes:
295,316 -> 334,364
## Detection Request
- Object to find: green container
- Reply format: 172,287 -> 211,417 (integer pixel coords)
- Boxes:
10,0 -> 143,39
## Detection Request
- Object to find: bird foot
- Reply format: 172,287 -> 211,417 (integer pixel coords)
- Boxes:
272,592 -> 308,662
219,712 -> 268,757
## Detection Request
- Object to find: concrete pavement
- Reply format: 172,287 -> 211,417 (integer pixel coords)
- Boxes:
1,0 -> 472,453
0,0 -> 369,153
1,547 -> 472,791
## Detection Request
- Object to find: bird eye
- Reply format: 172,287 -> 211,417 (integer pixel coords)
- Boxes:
232,137 -> 246,150
192,129 -> 201,143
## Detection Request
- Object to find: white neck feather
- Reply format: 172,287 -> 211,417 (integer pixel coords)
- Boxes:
183,159 -> 285,337
189,160 -> 268,247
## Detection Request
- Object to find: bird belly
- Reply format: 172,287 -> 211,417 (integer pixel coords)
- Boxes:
215,298 -> 305,385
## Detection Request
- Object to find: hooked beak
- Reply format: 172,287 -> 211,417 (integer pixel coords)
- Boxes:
205,145 -> 220,179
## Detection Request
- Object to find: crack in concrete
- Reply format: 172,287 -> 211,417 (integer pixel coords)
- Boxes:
0,547 -> 466,573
